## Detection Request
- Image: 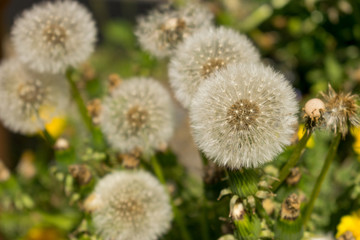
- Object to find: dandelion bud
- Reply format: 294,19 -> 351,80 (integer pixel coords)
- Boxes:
230,201 -> 245,221
68,164 -> 92,185
119,153 -> 140,169
337,231 -> 356,240
17,150 -> 36,179
108,73 -> 122,93
87,99 -> 102,125
54,138 -> 70,151
0,160 -> 10,182
286,167 -> 302,186
275,193 -> 303,240
304,98 -> 325,119
83,193 -> 103,213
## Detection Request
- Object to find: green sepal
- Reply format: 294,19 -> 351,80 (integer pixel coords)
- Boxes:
274,216 -> 304,240
234,213 -> 261,240
227,168 -> 259,198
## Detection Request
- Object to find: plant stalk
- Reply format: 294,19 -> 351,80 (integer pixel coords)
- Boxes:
66,68 -> 104,149
150,155 -> 192,240
272,132 -> 312,191
303,133 -> 341,226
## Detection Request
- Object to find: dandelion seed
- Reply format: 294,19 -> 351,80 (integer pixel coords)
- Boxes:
11,0 -> 97,73
92,170 -> 172,240
135,4 -> 213,58
0,59 -> 69,134
322,84 -> 360,137
190,63 -> 298,169
100,78 -> 174,155
169,27 -> 261,108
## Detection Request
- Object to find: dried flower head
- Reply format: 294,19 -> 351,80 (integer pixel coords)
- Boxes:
92,171 -> 172,240
68,164 -> 92,185
0,59 -> 69,134
135,4 -> 213,58
190,63 -> 298,169
286,167 -> 302,186
100,78 -> 174,155
280,193 -> 300,220
169,27 -> 260,108
11,0 -> 97,73
321,85 -> 360,137
303,98 -> 325,131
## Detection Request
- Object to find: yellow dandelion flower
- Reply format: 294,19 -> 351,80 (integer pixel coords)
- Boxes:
298,124 -> 315,148
351,127 -> 360,156
336,210 -> 360,240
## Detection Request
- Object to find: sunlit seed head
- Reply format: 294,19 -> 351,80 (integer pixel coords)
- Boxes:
190,63 -> 298,169
11,0 -> 97,73
135,4 -> 213,58
92,170 -> 172,240
0,59 -> 70,134
169,27 -> 261,108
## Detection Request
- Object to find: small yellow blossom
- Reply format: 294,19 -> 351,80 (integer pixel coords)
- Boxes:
351,127 -> 360,156
336,210 -> 360,240
24,227 -> 65,240
298,124 -> 315,148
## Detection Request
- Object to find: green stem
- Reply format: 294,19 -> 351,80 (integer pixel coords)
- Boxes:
150,155 -> 192,240
303,133 -> 341,226
42,128 -> 55,146
255,198 -> 273,228
66,68 -> 104,149
272,132 -> 312,191
200,197 -> 210,240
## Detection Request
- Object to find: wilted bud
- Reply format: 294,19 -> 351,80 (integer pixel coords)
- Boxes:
230,201 -> 245,221
303,98 -> 325,131
286,167 -> 302,186
54,138 -> 70,151
68,164 -> 92,185
337,231 -> 356,240
262,198 -> 275,215
119,153 -> 140,169
280,193 -> 300,220
83,193 -> 103,212
0,160 -> 10,182
87,98 -> 102,125
108,73 -> 122,93
17,150 -> 36,179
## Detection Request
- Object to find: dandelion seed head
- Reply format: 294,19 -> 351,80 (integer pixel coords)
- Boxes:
322,85 -> 360,137
100,78 -> 174,154
0,59 -> 69,134
190,63 -> 298,169
135,4 -> 213,58
11,0 -> 97,73
169,27 -> 261,108
92,171 -> 172,240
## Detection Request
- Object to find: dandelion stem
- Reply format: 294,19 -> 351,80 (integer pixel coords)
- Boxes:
303,133 -> 341,226
272,132 -> 312,191
42,128 -> 55,146
150,155 -> 192,240
66,67 -> 104,150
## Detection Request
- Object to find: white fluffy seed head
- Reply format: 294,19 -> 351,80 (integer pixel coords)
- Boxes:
11,0 -> 97,74
190,63 -> 299,169
169,26 -> 261,109
0,58 -> 70,134
135,4 -> 213,58
92,170 -> 173,240
100,78 -> 175,155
